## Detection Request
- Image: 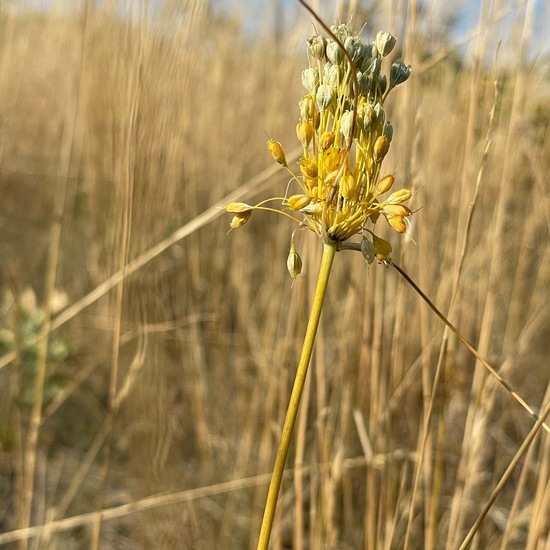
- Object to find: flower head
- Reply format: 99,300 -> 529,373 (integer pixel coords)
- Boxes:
225,22 -> 413,261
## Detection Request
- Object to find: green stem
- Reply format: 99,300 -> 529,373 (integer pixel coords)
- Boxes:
257,241 -> 337,550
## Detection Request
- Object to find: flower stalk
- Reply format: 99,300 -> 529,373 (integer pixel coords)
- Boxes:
256,241 -> 337,550
223,19 -> 413,549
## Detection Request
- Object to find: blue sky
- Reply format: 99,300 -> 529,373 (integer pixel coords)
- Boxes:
9,0 -> 550,59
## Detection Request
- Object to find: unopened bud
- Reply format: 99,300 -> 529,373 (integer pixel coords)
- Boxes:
296,120 -> 314,148
375,31 -> 397,57
316,84 -> 334,112
340,110 -> 354,140
326,64 -> 341,89
344,36 -> 365,62
390,59 -> 412,88
340,173 -> 356,200
307,35 -> 326,60
301,67 -> 319,93
326,40 -> 344,65
267,139 -> 287,166
376,174 -> 395,194
300,157 -> 318,179
230,211 -> 252,229
319,131 -> 335,151
286,194 -> 312,211
374,135 -> 390,162
300,95 -> 316,120
386,216 -> 407,233
224,202 -> 253,213
377,75 -> 387,95
287,238 -> 303,279
384,204 -> 411,217
387,188 -> 412,204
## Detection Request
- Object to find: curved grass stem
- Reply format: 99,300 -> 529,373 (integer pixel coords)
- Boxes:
256,241 -> 337,550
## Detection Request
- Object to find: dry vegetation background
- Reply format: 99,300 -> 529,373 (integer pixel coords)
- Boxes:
0,0 -> 549,549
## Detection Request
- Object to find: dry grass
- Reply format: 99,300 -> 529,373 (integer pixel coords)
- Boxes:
0,1 -> 549,549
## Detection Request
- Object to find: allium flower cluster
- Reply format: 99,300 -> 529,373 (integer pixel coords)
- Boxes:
225,23 -> 413,264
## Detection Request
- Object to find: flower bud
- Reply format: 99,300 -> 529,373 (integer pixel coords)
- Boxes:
387,188 -> 412,204
374,103 -> 385,125
331,23 -> 352,43
326,64 -> 341,90
287,238 -> 303,279
390,59 -> 412,87
316,84 -> 334,112
340,110 -> 354,140
286,194 -> 312,211
301,67 -> 319,93
376,174 -> 395,194
267,139 -> 287,166
375,31 -> 397,57
224,202 -> 253,213
359,103 -> 375,131
326,40 -> 344,65
301,201 -> 323,215
307,35 -> 326,60
340,173 -> 356,200
386,216 -> 407,233
300,157 -> 318,179
296,120 -> 314,147
344,36 -> 365,62
299,94 -> 316,120
377,75 -> 387,95
230,211 -> 252,229
373,135 -> 390,162
319,131 -> 335,151
383,204 -> 411,217
356,71 -> 371,96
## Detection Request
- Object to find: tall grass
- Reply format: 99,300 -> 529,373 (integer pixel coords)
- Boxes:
0,1 -> 549,549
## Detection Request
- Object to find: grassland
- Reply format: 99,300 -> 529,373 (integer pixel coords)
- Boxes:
0,1 -> 549,549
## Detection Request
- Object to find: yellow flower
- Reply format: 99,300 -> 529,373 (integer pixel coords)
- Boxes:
224,22 -> 413,247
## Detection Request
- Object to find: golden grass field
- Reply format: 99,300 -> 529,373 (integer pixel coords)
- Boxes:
0,0 -> 549,548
